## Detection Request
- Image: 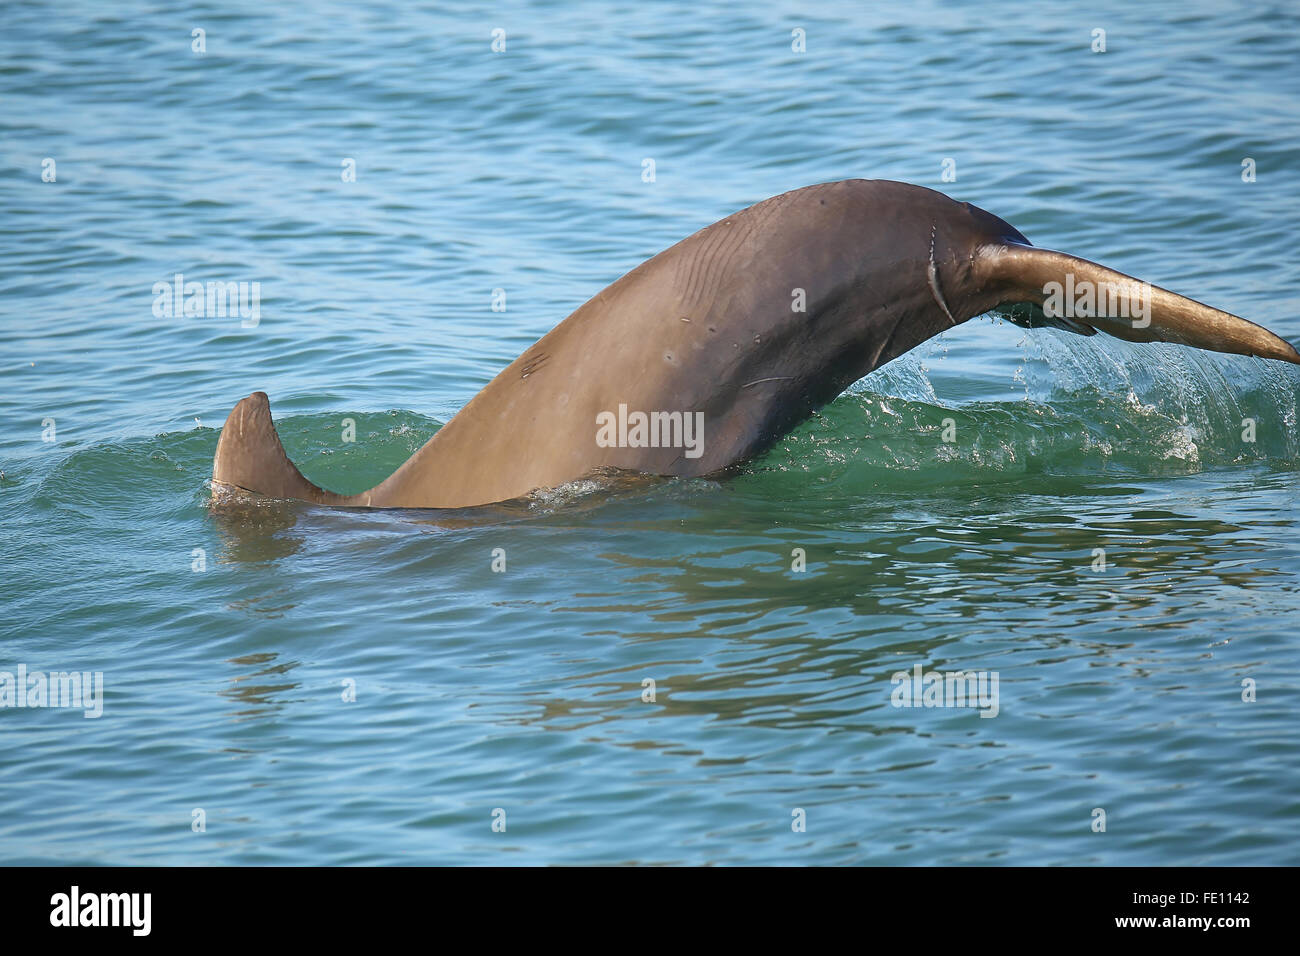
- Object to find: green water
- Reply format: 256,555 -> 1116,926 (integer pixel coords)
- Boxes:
2,0 -> 1299,864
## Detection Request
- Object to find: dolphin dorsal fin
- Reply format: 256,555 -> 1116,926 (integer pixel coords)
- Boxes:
212,392 -> 351,504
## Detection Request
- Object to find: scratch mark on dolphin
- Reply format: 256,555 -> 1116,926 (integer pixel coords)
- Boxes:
927,223 -> 957,327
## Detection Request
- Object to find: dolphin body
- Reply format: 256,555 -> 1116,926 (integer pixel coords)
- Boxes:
212,179 -> 1300,509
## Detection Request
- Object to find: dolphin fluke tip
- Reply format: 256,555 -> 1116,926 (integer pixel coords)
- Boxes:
984,244 -> 1300,367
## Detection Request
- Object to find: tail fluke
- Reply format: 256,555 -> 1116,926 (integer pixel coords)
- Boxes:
212,392 -> 349,504
984,244 -> 1300,365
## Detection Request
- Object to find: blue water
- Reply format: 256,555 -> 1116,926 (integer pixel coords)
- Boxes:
2,0 -> 1299,865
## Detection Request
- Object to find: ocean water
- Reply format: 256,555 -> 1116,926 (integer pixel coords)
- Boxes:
2,0 -> 1299,865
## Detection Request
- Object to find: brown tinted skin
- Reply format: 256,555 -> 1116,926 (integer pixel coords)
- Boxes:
364,180 -> 1027,507
214,179 -> 1298,509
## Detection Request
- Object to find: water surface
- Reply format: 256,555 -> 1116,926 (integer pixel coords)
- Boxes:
2,0 -> 1299,864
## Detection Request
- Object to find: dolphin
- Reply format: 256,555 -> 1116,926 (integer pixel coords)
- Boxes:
211,179 -> 1300,509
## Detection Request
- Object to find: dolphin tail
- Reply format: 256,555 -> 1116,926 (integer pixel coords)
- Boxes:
212,392 -> 351,504
983,244 -> 1300,365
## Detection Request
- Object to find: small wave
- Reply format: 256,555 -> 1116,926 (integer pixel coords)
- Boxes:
22,336 -> 1300,522
743,332 -> 1300,497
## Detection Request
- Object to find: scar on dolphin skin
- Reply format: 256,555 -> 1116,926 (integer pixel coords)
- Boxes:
519,351 -> 549,379
212,179 -> 1300,510
927,222 -> 958,327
